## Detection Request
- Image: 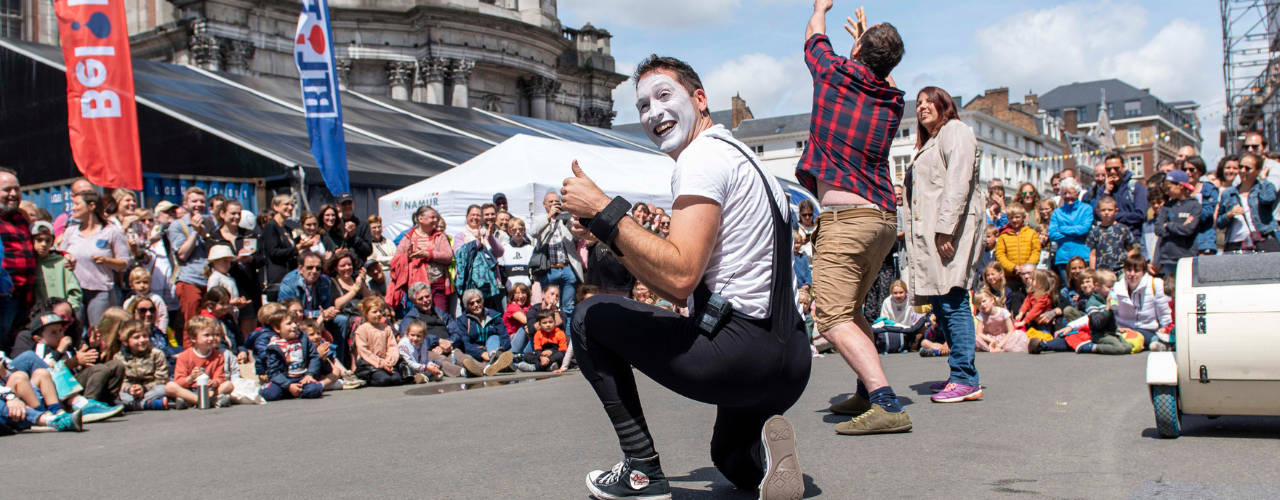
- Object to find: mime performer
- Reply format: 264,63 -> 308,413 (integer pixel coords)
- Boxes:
560,56 -> 811,500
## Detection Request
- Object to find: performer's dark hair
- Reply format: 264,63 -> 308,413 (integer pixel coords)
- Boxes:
856,23 -> 904,80
1104,151 -> 1124,164
633,55 -> 704,94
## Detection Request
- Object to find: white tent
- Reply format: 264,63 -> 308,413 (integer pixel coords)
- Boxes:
378,134 -> 677,239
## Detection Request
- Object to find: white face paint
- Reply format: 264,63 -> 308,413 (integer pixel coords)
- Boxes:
636,73 -> 698,154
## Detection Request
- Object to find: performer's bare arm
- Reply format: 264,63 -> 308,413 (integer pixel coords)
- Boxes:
561,162 -> 719,303
805,0 -> 832,40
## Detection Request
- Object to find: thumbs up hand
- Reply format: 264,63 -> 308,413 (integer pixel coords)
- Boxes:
561,160 -> 611,218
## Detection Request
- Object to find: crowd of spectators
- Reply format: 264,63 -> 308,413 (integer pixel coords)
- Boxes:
1,165 -> 671,433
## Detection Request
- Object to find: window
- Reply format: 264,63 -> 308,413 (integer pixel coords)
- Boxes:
1126,154 -> 1144,175
0,0 -> 20,39
1127,126 -> 1141,145
900,127 -> 911,138
795,140 -> 807,152
753,145 -> 764,155
1077,106 -> 1088,122
892,155 -> 911,183
1105,103 -> 1114,116
1124,100 -> 1141,117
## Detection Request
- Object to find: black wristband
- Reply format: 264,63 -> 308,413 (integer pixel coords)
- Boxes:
588,196 -> 631,250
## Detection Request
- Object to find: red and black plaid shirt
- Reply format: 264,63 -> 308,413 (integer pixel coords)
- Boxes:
796,34 -> 903,212
0,210 -> 35,300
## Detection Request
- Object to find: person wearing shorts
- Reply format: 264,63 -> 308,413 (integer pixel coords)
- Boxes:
797,1 -> 912,435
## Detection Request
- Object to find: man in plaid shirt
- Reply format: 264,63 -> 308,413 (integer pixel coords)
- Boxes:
0,167 -> 35,353
799,1 -> 913,436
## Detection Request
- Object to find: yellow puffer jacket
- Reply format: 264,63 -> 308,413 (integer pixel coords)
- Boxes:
995,225 -> 1040,273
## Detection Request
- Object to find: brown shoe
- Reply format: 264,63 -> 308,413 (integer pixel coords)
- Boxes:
1028,338 -> 1043,354
484,351 -> 514,376
834,405 -> 913,435
828,394 -> 872,416
459,355 -> 485,377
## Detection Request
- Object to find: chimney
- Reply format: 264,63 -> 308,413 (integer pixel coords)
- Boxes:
985,87 -> 1010,107
1064,108 -> 1078,134
1024,92 -> 1038,109
731,93 -> 753,129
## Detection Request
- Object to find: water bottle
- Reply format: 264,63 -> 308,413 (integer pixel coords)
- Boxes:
196,373 -> 211,409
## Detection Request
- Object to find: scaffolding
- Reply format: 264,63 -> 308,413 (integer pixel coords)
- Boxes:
1221,0 -> 1280,153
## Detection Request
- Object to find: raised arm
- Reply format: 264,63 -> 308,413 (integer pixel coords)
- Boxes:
806,0 -> 833,41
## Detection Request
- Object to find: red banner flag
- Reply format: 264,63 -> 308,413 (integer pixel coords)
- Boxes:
53,0 -> 142,190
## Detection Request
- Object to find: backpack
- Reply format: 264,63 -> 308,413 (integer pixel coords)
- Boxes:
875,331 -> 909,354
454,240 -> 502,300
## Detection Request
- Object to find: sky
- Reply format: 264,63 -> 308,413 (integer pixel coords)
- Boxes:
557,0 -> 1228,158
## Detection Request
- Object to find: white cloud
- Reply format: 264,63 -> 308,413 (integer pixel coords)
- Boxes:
612,54 -> 812,125
971,1 -> 1225,156
702,53 -> 812,117
558,0 -> 741,31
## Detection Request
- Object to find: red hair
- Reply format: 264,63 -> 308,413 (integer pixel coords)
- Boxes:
915,86 -> 960,150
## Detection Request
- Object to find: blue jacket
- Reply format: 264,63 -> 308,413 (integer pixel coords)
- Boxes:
278,269 -> 334,318
1155,197 -> 1201,266
1194,182 -> 1220,253
793,254 -> 812,289
1090,171 -> 1148,233
1217,180 -> 1278,236
448,308 -> 508,359
262,334 -> 322,387
398,305 -> 454,342
1049,201 -> 1094,265
245,326 -> 276,374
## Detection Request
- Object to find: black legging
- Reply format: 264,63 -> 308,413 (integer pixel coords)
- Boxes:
571,294 -> 811,489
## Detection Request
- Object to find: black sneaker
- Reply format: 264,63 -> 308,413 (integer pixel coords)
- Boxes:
585,455 -> 672,500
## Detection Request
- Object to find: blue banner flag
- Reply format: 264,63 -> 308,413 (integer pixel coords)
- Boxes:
294,0 -> 350,196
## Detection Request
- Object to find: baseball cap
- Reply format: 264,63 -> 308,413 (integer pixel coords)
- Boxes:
30,221 -> 53,236
28,312 -> 69,333
1165,169 -> 1194,190
337,193 -> 354,204
492,193 -> 507,203
154,200 -> 178,216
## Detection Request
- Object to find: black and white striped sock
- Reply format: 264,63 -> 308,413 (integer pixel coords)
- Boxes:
605,403 -> 656,458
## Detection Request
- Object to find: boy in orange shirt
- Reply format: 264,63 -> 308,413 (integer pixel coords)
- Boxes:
166,316 -> 236,408
529,309 -> 567,372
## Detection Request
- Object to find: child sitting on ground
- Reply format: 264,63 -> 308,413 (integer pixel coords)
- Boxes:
525,309 -> 567,372
299,318 -> 363,390
123,267 -> 168,335
1059,256 -> 1088,306
31,221 -> 83,313
259,308 -> 325,401
245,302 -> 286,381
871,280 -> 926,354
1,354 -> 83,432
197,287 -> 246,362
117,320 -> 173,411
918,313 -> 949,357
398,320 -> 446,382
1015,269 -> 1057,332
1066,269 -> 1095,315
352,296 -> 408,387
167,316 -> 236,409
975,291 -> 1025,353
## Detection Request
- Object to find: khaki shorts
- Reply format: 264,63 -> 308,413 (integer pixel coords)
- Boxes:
811,208 -> 898,334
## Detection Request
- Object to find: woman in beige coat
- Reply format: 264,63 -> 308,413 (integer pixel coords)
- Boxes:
902,86 -> 985,403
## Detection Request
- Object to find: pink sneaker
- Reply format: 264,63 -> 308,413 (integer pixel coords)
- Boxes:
931,383 -> 983,403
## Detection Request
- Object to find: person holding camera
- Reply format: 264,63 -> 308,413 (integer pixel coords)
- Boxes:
530,192 -> 583,330
562,55 -> 809,500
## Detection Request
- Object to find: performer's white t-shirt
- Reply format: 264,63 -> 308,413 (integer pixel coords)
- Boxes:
671,125 -> 788,319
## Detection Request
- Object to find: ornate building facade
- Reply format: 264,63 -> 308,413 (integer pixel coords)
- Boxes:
13,0 -> 626,127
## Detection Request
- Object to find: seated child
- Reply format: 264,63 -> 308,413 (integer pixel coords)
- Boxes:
245,302 -> 287,381
298,318 -> 362,390
1058,256 -> 1088,306
9,311 -> 124,421
197,287 -> 247,362
126,297 -> 181,364
1063,269 -> 1095,318
1015,269 -> 1056,332
1,355 -> 83,433
1113,254 -> 1173,350
917,313 -> 949,357
352,296 -> 408,387
123,267 -> 168,334
398,320 -> 446,382
975,291 -> 1026,353
31,222 -> 83,313
166,316 -> 236,409
117,320 -> 173,411
871,280 -> 926,354
524,309 -> 567,372
259,309 -> 325,401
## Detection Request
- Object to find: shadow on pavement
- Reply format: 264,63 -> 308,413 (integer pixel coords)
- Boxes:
667,467 -> 822,498
907,380 -> 947,396
402,372 -> 567,396
1140,415 -> 1280,440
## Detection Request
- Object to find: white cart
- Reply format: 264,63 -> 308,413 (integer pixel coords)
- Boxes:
1146,253 -> 1280,438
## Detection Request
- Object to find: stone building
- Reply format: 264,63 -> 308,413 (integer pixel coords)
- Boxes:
7,0 -> 627,127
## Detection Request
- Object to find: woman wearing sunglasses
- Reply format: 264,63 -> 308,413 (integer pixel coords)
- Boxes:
1013,183 -> 1042,230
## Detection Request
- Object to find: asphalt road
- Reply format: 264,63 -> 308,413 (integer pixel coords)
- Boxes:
3,352 -> 1278,499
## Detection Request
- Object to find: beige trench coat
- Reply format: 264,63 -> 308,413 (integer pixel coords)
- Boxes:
903,119 -> 986,302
